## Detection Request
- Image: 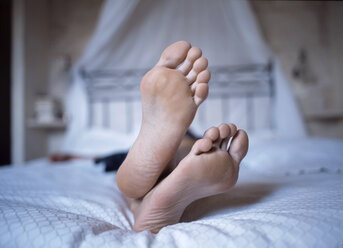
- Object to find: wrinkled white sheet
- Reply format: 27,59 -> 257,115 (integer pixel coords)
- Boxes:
1,140 -> 343,248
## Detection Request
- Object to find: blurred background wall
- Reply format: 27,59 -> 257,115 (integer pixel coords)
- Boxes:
251,1 -> 343,138
10,0 -> 343,162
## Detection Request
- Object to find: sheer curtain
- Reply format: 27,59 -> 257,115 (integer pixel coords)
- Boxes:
63,0 -> 306,153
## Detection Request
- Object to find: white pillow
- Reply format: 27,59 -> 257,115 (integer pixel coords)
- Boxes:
63,127 -> 139,157
244,137 -> 343,175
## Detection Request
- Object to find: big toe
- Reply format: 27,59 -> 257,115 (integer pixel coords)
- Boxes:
156,41 -> 191,68
228,130 -> 249,166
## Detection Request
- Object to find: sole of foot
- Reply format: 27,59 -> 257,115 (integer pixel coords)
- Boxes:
132,123 -> 249,233
116,41 -> 211,198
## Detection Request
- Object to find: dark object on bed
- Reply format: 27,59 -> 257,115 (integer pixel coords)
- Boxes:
95,130 -> 197,172
95,152 -> 128,172
49,153 -> 82,162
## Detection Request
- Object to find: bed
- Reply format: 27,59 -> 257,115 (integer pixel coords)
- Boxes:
1,63 -> 343,247
1,137 -> 343,248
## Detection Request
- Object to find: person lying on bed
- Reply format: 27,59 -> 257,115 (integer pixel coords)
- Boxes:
50,41 -> 249,233
114,41 -> 249,233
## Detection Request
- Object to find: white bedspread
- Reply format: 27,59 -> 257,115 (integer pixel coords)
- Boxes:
1,140 -> 343,247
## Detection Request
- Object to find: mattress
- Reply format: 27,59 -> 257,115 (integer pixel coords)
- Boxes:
1,138 -> 343,248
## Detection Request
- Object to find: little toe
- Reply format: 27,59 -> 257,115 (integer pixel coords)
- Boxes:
178,47 -> 202,75
191,138 -> 212,155
156,41 -> 191,68
228,130 -> 249,167
191,70 -> 211,92
203,126 -> 220,142
194,83 -> 209,106
186,57 -> 208,84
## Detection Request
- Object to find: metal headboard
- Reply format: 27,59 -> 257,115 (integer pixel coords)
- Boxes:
81,60 -> 274,132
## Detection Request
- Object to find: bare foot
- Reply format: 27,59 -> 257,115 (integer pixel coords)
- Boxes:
116,41 -> 211,198
132,124 -> 249,233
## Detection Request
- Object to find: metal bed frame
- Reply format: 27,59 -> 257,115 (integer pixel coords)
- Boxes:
81,60 -> 274,133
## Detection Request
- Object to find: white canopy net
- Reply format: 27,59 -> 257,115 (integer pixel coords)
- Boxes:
62,0 -> 306,154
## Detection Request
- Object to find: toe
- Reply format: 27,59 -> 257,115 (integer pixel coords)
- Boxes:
191,70 -> 211,92
178,47 -> 202,75
203,126 -> 220,142
228,123 -> 237,137
186,57 -> 208,83
218,123 -> 236,150
194,83 -> 209,106
218,123 -> 231,139
228,129 -> 249,167
157,41 -> 191,68
191,138 -> 212,155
